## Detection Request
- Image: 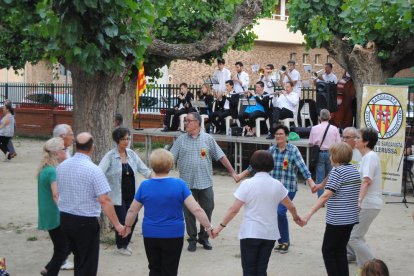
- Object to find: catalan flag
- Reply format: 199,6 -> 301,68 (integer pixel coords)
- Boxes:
134,64 -> 146,119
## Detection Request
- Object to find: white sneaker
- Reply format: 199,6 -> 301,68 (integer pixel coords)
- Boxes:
115,248 -> 132,256
125,246 -> 133,254
61,260 -> 74,270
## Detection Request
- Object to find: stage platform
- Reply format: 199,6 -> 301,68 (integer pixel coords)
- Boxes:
132,128 -> 312,173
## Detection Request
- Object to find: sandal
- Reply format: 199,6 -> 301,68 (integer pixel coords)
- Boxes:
245,131 -> 255,137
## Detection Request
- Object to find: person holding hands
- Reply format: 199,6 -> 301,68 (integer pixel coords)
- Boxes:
212,150 -> 302,276
302,142 -> 361,276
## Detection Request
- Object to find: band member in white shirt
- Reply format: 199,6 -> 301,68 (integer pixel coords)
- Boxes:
266,81 -> 299,139
260,64 -> 278,95
212,59 -> 231,93
233,61 -> 249,94
279,60 -> 301,98
314,63 -> 338,85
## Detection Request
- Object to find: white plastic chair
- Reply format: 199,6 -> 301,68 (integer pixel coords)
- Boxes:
225,96 -> 241,135
300,102 -> 313,127
279,104 -> 299,130
170,113 -> 187,131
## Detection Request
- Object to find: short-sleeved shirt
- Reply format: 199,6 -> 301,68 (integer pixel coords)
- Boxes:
170,131 -> 225,189
268,143 -> 312,192
235,172 -> 288,240
325,164 -> 360,225
359,151 -> 383,209
135,177 -> 191,238
57,153 -> 111,217
38,166 -> 60,230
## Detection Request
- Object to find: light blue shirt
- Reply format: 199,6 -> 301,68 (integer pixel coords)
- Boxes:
57,153 -> 111,217
99,147 -> 152,205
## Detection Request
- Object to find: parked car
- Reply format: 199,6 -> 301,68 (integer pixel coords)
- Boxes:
139,95 -> 179,114
18,92 -> 73,110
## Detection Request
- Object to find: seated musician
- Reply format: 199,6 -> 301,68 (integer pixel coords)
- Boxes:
237,81 -> 269,137
198,84 -> 215,115
267,81 -> 299,139
162,83 -> 195,131
209,80 -> 239,134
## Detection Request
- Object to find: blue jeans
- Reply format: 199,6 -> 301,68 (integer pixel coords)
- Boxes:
277,191 -> 296,244
240,238 -> 275,276
316,151 -> 332,197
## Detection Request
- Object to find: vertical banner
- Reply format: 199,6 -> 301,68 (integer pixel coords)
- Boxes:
134,64 -> 146,119
360,85 -> 409,194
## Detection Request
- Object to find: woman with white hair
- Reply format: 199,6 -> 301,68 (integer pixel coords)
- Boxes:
37,137 -> 70,276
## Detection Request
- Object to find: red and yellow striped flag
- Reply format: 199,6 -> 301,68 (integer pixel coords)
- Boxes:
134,64 -> 146,119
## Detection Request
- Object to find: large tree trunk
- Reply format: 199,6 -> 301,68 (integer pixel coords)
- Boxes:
69,67 -> 126,163
347,45 -> 395,127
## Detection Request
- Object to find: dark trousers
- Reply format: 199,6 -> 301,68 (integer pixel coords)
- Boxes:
164,108 -> 194,130
45,226 -> 70,276
143,237 -> 184,276
322,223 -> 355,276
209,110 -> 231,131
114,198 -> 137,249
240,238 -> 275,276
238,110 -> 266,129
269,107 -> 293,133
60,212 -> 100,276
0,136 -> 11,155
183,187 -> 214,242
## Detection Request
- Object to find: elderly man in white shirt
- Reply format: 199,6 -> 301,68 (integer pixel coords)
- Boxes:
279,60 -> 301,98
314,63 -> 338,85
212,59 -> 231,93
232,61 -> 249,94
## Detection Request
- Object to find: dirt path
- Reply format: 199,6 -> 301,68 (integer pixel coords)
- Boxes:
0,138 -> 413,275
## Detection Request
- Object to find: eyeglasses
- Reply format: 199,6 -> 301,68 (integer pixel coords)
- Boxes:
355,136 -> 362,140
342,136 -> 355,140
275,133 -> 285,136
120,137 -> 131,141
184,119 -> 197,124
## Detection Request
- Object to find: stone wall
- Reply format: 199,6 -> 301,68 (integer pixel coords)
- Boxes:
168,41 -> 342,87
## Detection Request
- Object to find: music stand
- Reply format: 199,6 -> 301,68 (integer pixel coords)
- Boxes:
202,75 -> 219,87
386,119 -> 414,207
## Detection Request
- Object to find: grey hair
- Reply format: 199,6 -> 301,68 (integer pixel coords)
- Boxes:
188,112 -> 202,126
53,124 -> 71,138
320,109 -> 330,121
343,127 -> 357,136
37,137 -> 65,177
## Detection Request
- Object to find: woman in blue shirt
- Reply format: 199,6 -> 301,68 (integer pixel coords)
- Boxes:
124,149 -> 213,276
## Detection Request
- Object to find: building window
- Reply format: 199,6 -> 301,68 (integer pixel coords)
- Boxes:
303,54 -> 309,64
315,54 -> 321,65
326,55 -> 331,63
290,52 -> 296,62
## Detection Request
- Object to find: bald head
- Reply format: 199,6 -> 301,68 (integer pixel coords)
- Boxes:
342,127 -> 357,148
75,132 -> 94,153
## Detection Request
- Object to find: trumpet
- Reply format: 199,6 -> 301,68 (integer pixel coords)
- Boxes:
277,65 -> 287,75
313,69 -> 324,77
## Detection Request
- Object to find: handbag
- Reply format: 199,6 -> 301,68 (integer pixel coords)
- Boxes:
310,124 -> 330,164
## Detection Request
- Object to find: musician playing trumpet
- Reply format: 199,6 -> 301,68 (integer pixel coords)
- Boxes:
279,60 -> 301,98
313,62 -> 338,85
260,64 -> 279,95
237,81 -> 269,137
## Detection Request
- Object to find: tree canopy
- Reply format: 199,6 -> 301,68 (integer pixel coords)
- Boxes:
287,0 -> 414,77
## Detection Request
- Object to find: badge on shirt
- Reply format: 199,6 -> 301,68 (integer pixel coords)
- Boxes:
283,156 -> 288,170
201,148 -> 206,158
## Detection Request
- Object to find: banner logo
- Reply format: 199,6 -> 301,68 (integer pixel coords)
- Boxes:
364,93 -> 403,139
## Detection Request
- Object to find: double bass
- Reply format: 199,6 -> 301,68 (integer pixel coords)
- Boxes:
330,73 -> 356,129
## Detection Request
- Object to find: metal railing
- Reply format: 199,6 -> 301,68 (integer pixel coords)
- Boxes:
0,82 -> 72,110
0,82 -> 316,112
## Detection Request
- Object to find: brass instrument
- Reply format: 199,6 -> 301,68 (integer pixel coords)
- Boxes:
277,65 -> 287,75
259,68 -> 265,76
312,69 -> 324,78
